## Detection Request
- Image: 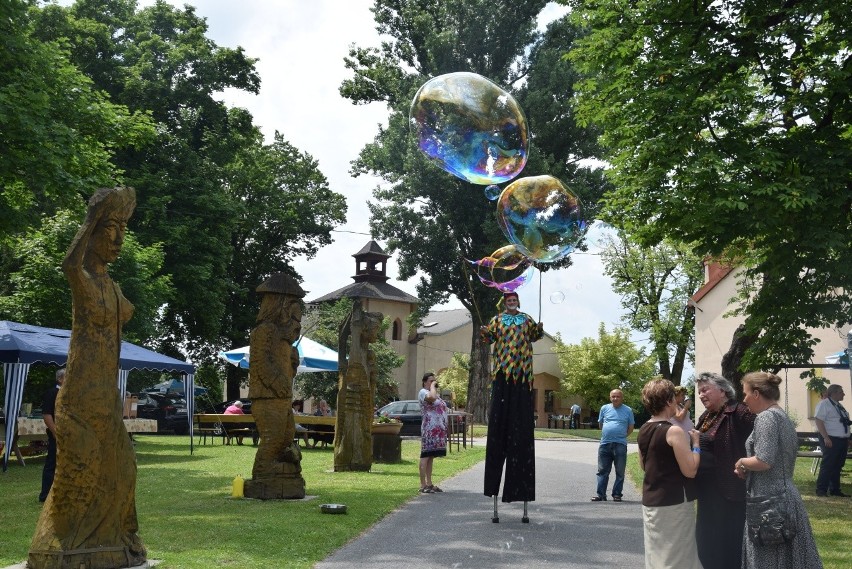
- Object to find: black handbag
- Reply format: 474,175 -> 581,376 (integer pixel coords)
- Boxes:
745,411 -> 797,547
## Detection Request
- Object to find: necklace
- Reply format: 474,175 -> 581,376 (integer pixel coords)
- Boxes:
698,409 -> 721,433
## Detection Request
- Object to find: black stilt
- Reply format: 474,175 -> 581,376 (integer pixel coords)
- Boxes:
521,500 -> 529,523
492,495 -> 499,523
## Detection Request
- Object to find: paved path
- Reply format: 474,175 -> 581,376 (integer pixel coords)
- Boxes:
316,439 -> 644,569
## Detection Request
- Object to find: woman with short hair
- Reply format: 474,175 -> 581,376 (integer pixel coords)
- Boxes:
638,378 -> 702,569
694,372 -> 755,569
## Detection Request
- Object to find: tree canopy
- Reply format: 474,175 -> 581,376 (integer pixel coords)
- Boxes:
554,323 -> 656,414
0,1 -> 348,386
567,0 -> 852,373
600,233 -> 703,383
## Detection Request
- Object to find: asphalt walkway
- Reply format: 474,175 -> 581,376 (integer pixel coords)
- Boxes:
315,438 -> 644,568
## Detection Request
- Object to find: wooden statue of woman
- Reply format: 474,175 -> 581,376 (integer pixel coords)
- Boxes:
29,187 -> 146,569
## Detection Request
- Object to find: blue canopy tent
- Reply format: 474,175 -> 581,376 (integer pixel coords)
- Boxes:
1,320 -> 196,470
219,336 -> 339,373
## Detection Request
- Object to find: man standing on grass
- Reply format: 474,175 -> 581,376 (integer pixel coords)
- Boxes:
592,389 -> 634,502
38,368 -> 64,503
570,402 -> 581,429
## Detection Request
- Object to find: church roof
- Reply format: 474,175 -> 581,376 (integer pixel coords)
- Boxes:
308,280 -> 418,305
417,309 -> 471,336
353,240 -> 390,259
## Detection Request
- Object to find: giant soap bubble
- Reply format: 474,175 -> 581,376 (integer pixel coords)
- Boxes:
497,175 -> 585,263
467,244 -> 534,292
410,72 -> 528,185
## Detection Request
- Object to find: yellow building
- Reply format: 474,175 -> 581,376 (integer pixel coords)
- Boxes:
691,263 -> 851,428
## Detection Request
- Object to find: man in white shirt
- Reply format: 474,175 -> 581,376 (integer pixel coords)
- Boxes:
814,384 -> 851,497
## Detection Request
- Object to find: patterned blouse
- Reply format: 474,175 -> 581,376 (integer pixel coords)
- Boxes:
481,311 -> 543,382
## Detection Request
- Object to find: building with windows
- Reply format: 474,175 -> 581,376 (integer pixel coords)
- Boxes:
691,263 -> 850,426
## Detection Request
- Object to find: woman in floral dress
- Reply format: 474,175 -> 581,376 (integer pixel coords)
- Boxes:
419,372 -> 448,493
735,372 -> 822,569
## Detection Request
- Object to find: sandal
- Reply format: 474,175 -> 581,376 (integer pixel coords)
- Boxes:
420,487 -> 434,494
429,485 -> 444,493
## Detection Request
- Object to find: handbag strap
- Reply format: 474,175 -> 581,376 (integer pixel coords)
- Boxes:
746,408 -> 788,497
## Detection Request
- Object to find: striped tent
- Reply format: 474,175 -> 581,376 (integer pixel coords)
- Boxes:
1,320 -> 195,471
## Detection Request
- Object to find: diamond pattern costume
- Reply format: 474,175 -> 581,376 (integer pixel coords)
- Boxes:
481,310 -> 543,502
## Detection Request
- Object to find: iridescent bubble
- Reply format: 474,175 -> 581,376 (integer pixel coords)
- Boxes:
484,185 -> 501,201
549,291 -> 566,304
467,245 -> 533,292
410,72 -> 529,185
496,175 -> 584,263
585,220 -> 617,249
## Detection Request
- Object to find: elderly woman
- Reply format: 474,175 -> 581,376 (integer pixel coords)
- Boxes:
638,379 -> 702,569
694,372 -> 755,569
735,372 -> 822,568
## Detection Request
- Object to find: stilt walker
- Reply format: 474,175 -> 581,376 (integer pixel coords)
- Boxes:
480,290 -> 543,523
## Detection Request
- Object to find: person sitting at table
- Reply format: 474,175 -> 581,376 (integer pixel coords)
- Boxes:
223,401 -> 246,444
310,399 -> 334,448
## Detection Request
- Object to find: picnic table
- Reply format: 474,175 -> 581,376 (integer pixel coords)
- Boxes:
2,417 -> 157,466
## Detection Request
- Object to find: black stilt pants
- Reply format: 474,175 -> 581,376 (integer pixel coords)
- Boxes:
483,372 -> 535,502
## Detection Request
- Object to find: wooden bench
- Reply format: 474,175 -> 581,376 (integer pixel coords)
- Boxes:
194,414 -> 258,446
295,415 -> 336,448
796,431 -> 822,475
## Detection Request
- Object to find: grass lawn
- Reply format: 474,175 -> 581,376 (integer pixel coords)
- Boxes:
0,436 -> 485,568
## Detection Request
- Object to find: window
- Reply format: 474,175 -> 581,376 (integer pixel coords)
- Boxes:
544,390 -> 555,412
392,318 -> 402,340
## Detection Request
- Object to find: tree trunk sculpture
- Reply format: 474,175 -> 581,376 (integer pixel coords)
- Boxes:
244,273 -> 306,499
333,299 -> 383,472
29,187 -> 146,569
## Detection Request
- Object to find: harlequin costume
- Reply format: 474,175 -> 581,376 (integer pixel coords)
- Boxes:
480,292 -> 543,504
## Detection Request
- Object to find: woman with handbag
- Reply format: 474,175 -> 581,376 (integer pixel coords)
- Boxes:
735,372 -> 822,569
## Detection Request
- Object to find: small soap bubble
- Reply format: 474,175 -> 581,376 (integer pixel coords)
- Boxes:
484,185 -> 501,201
410,72 -> 529,185
549,291 -> 566,304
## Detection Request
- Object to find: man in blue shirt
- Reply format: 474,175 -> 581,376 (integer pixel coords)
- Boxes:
592,389 -> 635,502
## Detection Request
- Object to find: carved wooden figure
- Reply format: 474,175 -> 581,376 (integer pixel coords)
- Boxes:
333,299 -> 383,472
244,273 -> 306,499
29,187 -> 146,569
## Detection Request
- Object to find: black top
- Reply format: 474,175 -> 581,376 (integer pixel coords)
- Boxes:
639,421 -> 696,507
41,385 -> 59,439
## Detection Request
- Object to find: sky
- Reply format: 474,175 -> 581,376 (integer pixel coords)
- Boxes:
110,1 -> 634,348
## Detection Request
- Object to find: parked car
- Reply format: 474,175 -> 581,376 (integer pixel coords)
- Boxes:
377,399 -> 467,438
134,392 -> 189,435
377,400 -> 423,436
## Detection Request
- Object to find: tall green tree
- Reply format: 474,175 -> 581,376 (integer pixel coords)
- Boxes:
567,0 -> 852,379
437,352 -> 470,408
600,233 -> 704,383
219,130 -> 346,398
0,208 -> 172,344
341,0 -> 606,422
554,324 -> 656,414
0,0 -> 154,245
31,0 -> 261,356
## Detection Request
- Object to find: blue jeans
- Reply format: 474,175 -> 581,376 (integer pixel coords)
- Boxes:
596,442 -> 627,498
